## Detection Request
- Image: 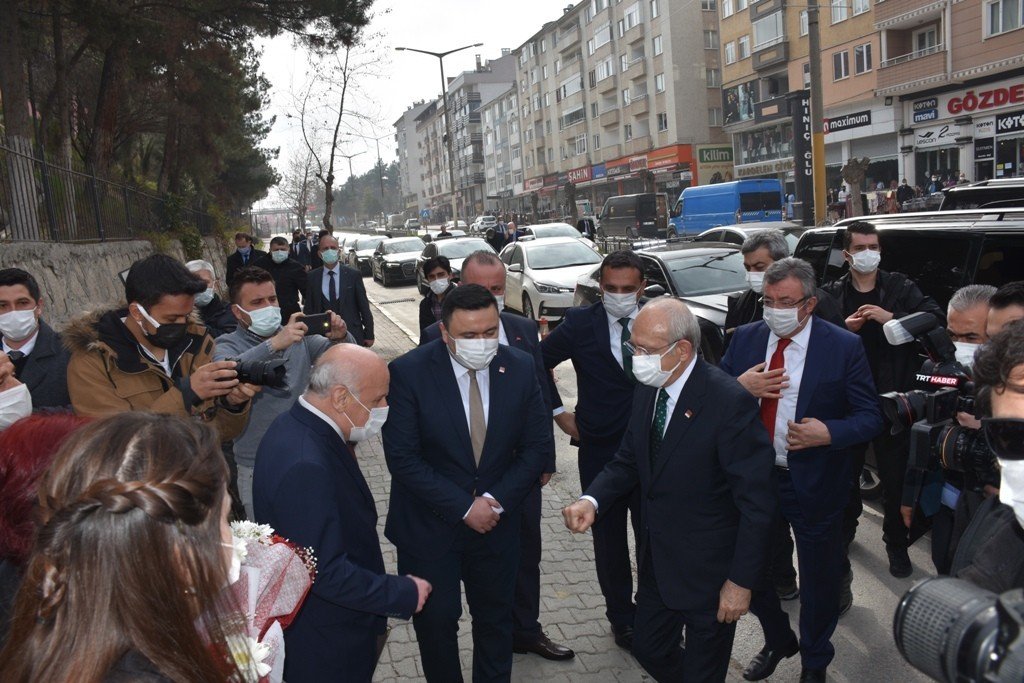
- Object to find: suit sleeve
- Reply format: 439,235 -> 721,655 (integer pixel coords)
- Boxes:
419,298 -> 434,334
900,278 -> 946,326
270,461 -> 418,619
583,402 -> 641,512
487,367 -> 553,508
527,333 -> 557,472
718,329 -> 741,377
822,336 -> 883,449
382,362 -> 476,524
814,288 -> 847,328
717,390 -> 777,590
541,312 -> 577,411
355,275 -> 374,339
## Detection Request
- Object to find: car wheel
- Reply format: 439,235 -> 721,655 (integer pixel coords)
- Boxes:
381,269 -> 391,287
860,466 -> 882,501
522,294 -> 535,320
372,266 -> 380,283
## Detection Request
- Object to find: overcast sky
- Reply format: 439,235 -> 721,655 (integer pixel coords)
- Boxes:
257,0 -> 572,206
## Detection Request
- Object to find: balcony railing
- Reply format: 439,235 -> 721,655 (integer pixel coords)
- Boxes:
880,43 -> 943,68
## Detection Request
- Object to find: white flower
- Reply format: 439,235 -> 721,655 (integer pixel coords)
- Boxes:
227,635 -> 273,682
230,520 -> 274,542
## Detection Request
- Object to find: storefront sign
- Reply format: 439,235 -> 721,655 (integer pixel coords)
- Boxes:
996,109 -> 1024,134
824,110 -> 872,134
790,90 -> 814,226
647,144 -> 688,170
606,159 -> 631,176
723,79 -> 759,125
592,163 -> 607,180
735,158 -> 793,178
976,118 -> 995,137
567,165 -> 592,184
695,144 -> 734,185
948,84 -> 1024,115
543,173 -> 559,188
975,138 -> 994,161
912,98 -> 939,123
524,177 -> 543,192
915,123 -> 960,148
629,156 -> 648,172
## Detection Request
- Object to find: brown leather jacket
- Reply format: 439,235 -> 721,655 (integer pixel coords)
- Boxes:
64,307 -> 249,440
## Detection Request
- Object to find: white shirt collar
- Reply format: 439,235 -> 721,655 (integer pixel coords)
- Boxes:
299,395 -> 345,440
662,353 -> 697,399
768,314 -> 814,351
2,326 -> 39,357
606,306 -> 639,328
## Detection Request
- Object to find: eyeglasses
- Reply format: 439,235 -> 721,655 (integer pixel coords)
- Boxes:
760,296 -> 807,310
624,338 -> 681,357
982,417 -> 1024,461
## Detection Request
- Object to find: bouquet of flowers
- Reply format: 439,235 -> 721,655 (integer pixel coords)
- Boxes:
224,521 -> 317,683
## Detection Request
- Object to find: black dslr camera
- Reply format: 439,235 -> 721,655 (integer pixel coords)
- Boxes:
224,357 -> 287,389
878,313 -> 997,487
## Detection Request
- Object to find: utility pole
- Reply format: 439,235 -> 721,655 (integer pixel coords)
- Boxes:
807,0 -> 827,224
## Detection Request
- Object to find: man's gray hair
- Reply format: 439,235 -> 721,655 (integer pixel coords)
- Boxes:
948,284 -> 997,313
462,250 -> 504,271
740,229 -> 790,261
641,297 -> 701,351
185,259 -> 216,277
764,257 -> 816,299
306,353 -> 361,397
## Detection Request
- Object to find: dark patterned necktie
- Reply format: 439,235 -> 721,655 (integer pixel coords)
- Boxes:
649,388 -> 670,468
619,317 -> 635,383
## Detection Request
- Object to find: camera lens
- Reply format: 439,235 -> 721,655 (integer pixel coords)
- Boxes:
232,358 -> 287,389
881,390 -> 928,433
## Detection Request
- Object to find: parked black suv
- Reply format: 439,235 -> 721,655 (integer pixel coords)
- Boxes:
939,178 -> 1024,211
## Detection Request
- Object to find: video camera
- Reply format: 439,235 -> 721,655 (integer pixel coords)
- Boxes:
894,577 -> 1024,682
878,313 -> 996,486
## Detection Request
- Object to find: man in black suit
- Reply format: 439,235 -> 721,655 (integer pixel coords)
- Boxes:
255,237 -> 307,322
290,228 -> 315,269
563,297 -> 777,682
0,268 -> 71,410
304,234 -> 374,346
384,285 -> 551,682
541,250 -> 645,648
420,251 -> 573,662
225,232 -> 267,286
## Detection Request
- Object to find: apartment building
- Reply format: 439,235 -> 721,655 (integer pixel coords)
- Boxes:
393,100 -> 431,217
481,85 -> 523,215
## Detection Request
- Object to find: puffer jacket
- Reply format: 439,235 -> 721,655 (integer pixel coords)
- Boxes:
63,307 -> 249,440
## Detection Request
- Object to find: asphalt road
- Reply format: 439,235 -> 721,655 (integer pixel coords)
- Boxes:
359,271 -> 933,682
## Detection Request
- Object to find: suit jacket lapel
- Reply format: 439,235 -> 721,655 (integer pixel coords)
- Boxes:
480,349 -> 512,467
796,321 -> 827,418
290,403 -> 374,507
651,359 -> 708,484
592,304 -> 619,368
430,342 -> 476,468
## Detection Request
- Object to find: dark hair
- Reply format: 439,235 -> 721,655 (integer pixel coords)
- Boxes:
0,413 -> 242,682
599,250 -> 644,282
441,283 -> 497,328
842,220 -> 877,251
973,319 -> 1024,411
234,232 -> 252,242
124,254 -> 206,309
269,236 -> 288,248
0,268 -> 41,302
990,281 -> 1024,312
228,266 -> 274,304
0,414 -> 92,565
318,229 -> 331,239
422,256 -> 452,277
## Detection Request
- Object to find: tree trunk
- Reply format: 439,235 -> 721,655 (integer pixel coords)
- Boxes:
85,40 -> 127,175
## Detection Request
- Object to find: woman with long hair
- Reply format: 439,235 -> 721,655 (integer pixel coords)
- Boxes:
0,412 -> 246,682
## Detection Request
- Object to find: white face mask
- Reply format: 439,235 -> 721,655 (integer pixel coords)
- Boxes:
0,309 -> 39,342
602,290 -> 639,319
850,250 -> 881,274
221,535 -> 246,586
271,250 -> 289,264
494,294 -> 505,314
429,278 -> 450,295
451,337 -> 500,371
632,342 -> 682,388
746,271 -> 765,294
194,288 -> 215,307
998,460 -> 1024,528
763,304 -> 805,338
953,341 -> 981,368
239,305 -> 282,338
0,382 -> 32,430
345,390 -> 389,442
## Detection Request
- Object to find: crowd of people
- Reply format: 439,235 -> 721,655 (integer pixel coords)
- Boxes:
0,221 -> 1023,682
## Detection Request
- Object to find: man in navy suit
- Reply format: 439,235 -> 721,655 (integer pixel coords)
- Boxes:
384,285 -> 552,682
563,297 -> 777,682
304,234 -> 374,346
291,228 -> 314,269
720,258 -> 883,683
420,251 -> 572,661
253,344 -> 431,683
541,250 -> 645,648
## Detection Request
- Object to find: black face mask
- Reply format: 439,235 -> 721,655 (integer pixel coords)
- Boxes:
136,305 -> 189,349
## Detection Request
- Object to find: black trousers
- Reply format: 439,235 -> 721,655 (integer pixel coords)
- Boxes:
512,482 -> 543,640
399,527 -> 520,683
846,432 -> 910,556
632,546 -> 736,682
579,436 -> 641,630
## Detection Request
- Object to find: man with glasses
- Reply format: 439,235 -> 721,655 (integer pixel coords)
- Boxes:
721,258 -> 883,683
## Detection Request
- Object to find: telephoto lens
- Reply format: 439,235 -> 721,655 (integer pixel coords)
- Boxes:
893,577 -> 1024,682
227,357 -> 287,389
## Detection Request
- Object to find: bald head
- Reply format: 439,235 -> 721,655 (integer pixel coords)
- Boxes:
634,298 -> 701,351
306,344 -> 389,440
460,251 -> 506,297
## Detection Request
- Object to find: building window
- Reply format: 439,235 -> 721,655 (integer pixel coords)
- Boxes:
737,0 -> 748,10
623,2 -> 641,31
831,0 -> 848,23
802,61 -> 811,88
542,65 -> 549,79
753,12 -> 785,49
854,43 -> 872,74
560,106 -> 586,130
853,0 -> 870,14
624,123 -> 634,141
799,10 -> 808,35
725,41 -> 736,64
738,35 -> 750,59
706,67 -> 721,86
589,69 -> 597,88
833,50 -> 849,80
544,93 -> 550,107
651,0 -> 660,17
709,107 -> 723,126
657,112 -> 669,131
722,0 -> 734,17
597,57 -> 615,80
987,0 -> 1023,35
914,26 -> 939,52
704,30 -> 720,49
701,0 -> 717,9
622,88 -> 632,105
574,133 -> 588,155
656,72 -> 666,91
593,133 -> 601,150
653,35 -> 663,55
548,147 -> 554,162
621,52 -> 629,71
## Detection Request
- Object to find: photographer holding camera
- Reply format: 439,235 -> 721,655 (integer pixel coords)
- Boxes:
213,266 -> 353,519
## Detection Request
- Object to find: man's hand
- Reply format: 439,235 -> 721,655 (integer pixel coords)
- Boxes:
562,499 -> 596,533
464,496 -> 502,533
855,304 -> 894,325
363,338 -> 375,348
845,312 -> 866,333
956,411 -> 981,430
737,361 -> 789,399
325,311 -> 348,340
717,579 -> 751,623
408,575 -> 433,614
554,411 -> 580,439
191,360 -> 240,400
540,472 -> 553,487
225,382 -> 260,406
270,312 -> 308,351
900,505 -> 913,528
786,418 -> 832,450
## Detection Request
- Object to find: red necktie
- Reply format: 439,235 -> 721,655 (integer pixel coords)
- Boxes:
759,338 -> 791,442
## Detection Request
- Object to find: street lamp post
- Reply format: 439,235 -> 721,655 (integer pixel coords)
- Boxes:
339,151 -> 364,227
396,43 -> 482,228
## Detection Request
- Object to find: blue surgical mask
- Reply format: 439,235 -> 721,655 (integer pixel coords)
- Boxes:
271,250 -> 289,264
321,249 -> 340,266
239,305 -> 282,338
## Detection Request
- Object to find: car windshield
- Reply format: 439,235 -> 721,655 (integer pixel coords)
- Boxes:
438,239 -> 492,259
525,242 -> 601,270
665,251 -> 749,295
384,239 -> 425,254
356,237 -> 384,250
531,225 -> 579,238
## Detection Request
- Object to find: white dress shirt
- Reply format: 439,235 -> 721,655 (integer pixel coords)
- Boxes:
498,321 -> 509,346
606,307 -> 638,367
2,326 -> 38,357
321,264 -> 341,301
298,394 -> 345,441
763,317 -> 813,467
447,352 -> 501,516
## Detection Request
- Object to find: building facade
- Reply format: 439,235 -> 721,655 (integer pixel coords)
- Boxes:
393,101 -> 431,217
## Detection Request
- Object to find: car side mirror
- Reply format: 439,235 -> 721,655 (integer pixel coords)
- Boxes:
643,284 -> 666,298
508,263 -> 524,273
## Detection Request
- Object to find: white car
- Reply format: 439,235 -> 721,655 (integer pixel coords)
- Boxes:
499,236 -> 603,321
471,215 -> 498,232
443,220 -> 469,231
519,222 -> 595,248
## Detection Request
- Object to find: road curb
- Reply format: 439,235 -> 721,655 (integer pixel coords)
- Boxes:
367,293 -> 420,346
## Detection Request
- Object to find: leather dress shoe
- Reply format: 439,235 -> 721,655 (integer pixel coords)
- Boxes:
742,639 -> 800,681
513,632 -> 575,661
775,580 -> 800,601
838,568 -> 854,617
887,547 -> 913,578
799,667 -> 827,682
612,624 -> 634,651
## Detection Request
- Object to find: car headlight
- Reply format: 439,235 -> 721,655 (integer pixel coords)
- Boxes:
534,282 -> 571,294
386,262 -> 401,268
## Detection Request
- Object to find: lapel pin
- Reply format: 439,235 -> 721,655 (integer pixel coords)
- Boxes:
684,409 -> 693,419
499,366 -> 506,373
